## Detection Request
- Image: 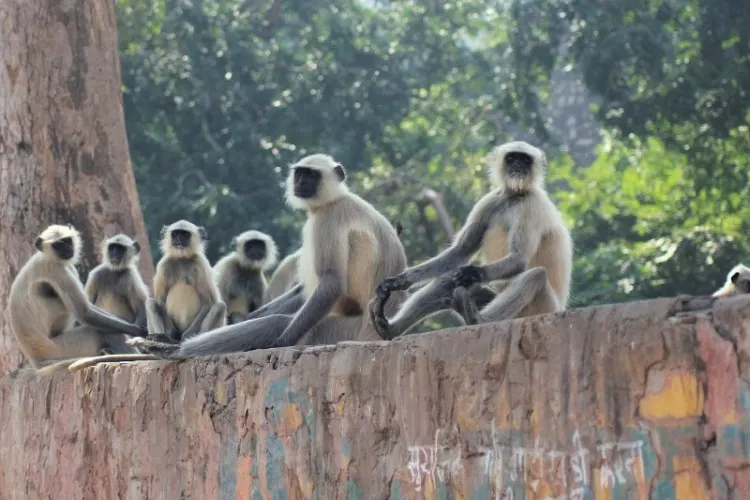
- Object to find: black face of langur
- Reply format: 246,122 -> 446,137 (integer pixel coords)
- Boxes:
244,239 -> 267,262
36,236 -> 76,261
171,229 -> 192,250
504,151 -> 534,179
732,272 -> 750,293
292,165 -> 346,200
107,241 -> 139,266
293,167 -> 323,199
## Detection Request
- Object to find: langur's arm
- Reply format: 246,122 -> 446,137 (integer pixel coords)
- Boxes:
453,219 -> 541,287
245,284 -> 305,320
274,230 -> 348,347
84,272 -> 98,303
274,273 -> 342,347
182,304 -> 210,338
51,269 -> 146,337
128,282 -> 149,328
378,195 -> 501,292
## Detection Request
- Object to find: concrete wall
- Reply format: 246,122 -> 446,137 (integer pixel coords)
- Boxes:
1,295 -> 750,499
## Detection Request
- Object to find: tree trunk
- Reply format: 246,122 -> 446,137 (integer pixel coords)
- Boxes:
0,0 -> 154,374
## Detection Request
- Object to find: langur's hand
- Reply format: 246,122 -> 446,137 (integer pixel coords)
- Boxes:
452,265 -> 485,289
126,323 -> 149,338
376,273 -> 412,299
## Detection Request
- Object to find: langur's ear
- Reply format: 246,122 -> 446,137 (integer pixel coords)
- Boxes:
333,163 -> 346,182
731,272 -> 740,284
35,237 -> 43,252
132,241 -> 141,253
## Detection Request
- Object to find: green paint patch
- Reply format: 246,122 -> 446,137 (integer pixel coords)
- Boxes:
346,480 -> 362,500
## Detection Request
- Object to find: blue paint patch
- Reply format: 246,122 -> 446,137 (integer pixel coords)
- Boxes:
627,427 -> 658,483
262,377 -> 317,440
266,434 -> 288,500
653,480 -> 676,500
719,425 -> 750,458
435,479 -> 452,500
471,480 -> 490,500
219,436 -> 238,500
342,436 -> 352,459
251,457 -> 262,500
346,480 -> 362,500
388,478 -> 402,500
739,384 -> 750,410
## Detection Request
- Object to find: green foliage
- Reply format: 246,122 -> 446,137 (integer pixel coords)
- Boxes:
117,0 -> 749,314
550,134 -> 749,304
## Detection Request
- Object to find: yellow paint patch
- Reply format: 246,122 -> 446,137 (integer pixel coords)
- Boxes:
336,400 -> 345,416
298,477 -> 314,497
639,370 -> 704,420
280,403 -> 303,434
456,390 -> 479,431
215,382 -> 227,405
673,456 -> 710,500
593,468 -> 612,500
423,476 -> 436,500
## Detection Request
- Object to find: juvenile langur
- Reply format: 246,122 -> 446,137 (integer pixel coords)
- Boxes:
214,230 -> 278,324
712,264 -> 750,297
130,154 -> 408,358
370,141 -> 573,336
86,234 -> 149,327
146,220 -> 226,342
263,222 -> 402,304
8,225 -> 146,374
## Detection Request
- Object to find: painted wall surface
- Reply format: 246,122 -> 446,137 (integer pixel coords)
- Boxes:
1,295 -> 750,499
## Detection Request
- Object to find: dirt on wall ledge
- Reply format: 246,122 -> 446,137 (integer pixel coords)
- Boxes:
1,295 -> 750,499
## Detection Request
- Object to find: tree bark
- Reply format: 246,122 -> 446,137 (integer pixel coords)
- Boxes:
0,0 -> 154,373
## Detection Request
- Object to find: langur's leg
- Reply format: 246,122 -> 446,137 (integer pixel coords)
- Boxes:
453,284 -> 497,325
228,313 -> 245,325
54,325 -> 106,358
100,332 -> 139,354
295,316 -> 369,346
244,284 -> 305,321
146,299 -> 179,343
198,302 -> 227,333
370,274 -> 457,339
171,315 -> 293,358
475,267 -> 553,323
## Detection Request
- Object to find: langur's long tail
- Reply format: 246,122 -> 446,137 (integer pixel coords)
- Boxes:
126,337 -> 182,359
67,354 -> 163,372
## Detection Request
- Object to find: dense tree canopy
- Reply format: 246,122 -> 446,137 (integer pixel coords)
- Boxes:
117,0 -> 749,310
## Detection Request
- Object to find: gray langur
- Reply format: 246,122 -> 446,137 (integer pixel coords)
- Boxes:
68,221 -> 227,372
8,225 -> 146,374
713,264 -> 750,297
146,220 -> 227,341
130,153 -> 408,358
370,141 -> 573,337
85,233 -> 149,328
214,230 -> 278,324
262,222 -> 402,304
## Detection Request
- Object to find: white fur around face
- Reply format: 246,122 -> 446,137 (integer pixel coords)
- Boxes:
233,230 -> 278,270
160,220 -> 205,259
284,154 -> 349,211
101,234 -> 140,270
488,141 -> 546,192
39,224 -> 82,265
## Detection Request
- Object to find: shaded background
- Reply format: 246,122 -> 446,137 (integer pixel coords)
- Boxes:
119,0 -> 750,311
